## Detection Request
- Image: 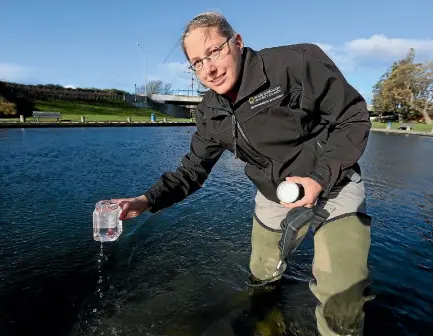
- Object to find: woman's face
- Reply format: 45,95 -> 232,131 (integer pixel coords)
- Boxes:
184,26 -> 244,94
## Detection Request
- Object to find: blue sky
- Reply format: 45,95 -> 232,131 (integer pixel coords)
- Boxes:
1,0 -> 432,102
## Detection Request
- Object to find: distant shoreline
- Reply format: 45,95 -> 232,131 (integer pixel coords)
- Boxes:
1,121 -> 432,137
369,127 -> 433,137
0,121 -> 196,128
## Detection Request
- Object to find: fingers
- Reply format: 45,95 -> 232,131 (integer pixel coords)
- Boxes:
111,196 -> 149,221
281,176 -> 321,210
282,176 -> 306,209
111,198 -> 128,205
118,201 -> 132,220
110,198 -> 129,220
280,198 -> 313,209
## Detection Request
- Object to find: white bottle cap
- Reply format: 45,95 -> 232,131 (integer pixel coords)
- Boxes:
276,181 -> 300,203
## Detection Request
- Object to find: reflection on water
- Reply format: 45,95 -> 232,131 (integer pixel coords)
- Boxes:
0,128 -> 432,336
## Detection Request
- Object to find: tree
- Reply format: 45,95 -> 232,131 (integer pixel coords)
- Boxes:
146,80 -> 163,94
136,80 -> 172,95
372,49 -> 433,124
162,83 -> 172,94
417,61 -> 433,124
372,65 -> 397,114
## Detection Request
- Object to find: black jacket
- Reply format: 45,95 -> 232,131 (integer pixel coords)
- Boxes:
144,43 -> 371,213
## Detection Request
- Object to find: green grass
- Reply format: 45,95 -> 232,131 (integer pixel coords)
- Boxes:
35,99 -> 155,115
371,121 -> 433,132
0,99 -> 193,122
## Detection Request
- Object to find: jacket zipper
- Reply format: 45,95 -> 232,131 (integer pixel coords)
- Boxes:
234,115 -> 277,188
231,114 -> 238,159
217,102 -> 277,188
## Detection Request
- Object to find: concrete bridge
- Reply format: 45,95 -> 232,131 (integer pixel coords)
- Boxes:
127,93 -> 203,118
130,93 -> 374,118
148,94 -> 203,118
149,94 -> 203,104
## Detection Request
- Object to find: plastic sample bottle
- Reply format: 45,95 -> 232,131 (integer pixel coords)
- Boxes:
276,181 -> 305,203
93,200 -> 123,242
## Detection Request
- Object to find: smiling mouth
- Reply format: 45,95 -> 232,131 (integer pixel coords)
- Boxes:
210,73 -> 226,83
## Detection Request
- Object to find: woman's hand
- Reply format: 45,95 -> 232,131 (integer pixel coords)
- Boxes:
280,176 -> 323,209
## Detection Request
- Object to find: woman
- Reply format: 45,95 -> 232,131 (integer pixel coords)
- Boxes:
112,11 -> 373,336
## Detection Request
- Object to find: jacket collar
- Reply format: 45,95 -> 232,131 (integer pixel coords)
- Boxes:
205,47 -> 268,110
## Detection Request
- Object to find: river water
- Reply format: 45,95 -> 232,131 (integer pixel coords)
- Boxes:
0,127 -> 432,336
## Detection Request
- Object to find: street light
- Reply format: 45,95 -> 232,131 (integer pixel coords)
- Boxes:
184,70 -> 195,96
136,42 -> 147,105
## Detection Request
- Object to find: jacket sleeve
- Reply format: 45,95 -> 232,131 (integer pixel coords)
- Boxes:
143,105 -> 225,213
298,44 -> 371,197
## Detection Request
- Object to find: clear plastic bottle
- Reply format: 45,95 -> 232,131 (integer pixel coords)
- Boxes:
93,200 -> 123,242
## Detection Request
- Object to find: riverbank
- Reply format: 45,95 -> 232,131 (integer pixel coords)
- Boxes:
370,127 -> 433,137
1,99 -> 162,120
0,120 -> 195,128
1,121 -> 433,137
0,99 -> 192,123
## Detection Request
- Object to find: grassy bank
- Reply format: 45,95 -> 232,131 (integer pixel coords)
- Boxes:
371,121 -> 433,132
0,99 -> 192,122
1,100 -> 432,132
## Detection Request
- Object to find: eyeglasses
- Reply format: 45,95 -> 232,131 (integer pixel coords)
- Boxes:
188,37 -> 232,72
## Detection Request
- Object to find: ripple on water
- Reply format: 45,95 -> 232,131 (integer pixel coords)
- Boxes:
1,128 -> 433,336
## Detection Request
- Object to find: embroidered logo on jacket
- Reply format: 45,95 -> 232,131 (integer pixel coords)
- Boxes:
249,86 -> 284,109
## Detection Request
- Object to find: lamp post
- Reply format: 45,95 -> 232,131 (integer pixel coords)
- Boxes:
136,42 -> 147,106
184,69 -> 195,96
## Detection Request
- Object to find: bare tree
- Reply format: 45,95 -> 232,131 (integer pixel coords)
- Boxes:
162,83 -> 172,94
136,80 -> 173,95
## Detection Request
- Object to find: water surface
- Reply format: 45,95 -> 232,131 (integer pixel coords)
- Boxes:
0,127 -> 432,336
